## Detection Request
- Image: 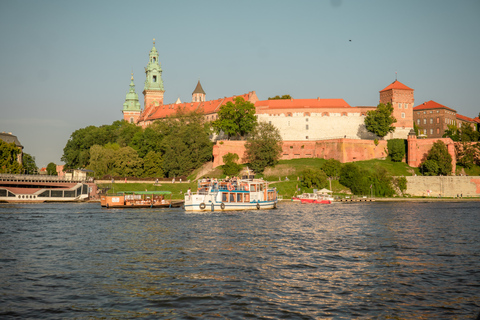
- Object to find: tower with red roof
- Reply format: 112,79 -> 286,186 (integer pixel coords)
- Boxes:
379,80 -> 414,139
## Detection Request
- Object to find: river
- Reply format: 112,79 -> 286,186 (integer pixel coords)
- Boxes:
0,201 -> 479,319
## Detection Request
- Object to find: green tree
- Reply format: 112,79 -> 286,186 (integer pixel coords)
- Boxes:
244,122 -> 283,174
111,147 -> 144,177
364,102 -> 397,137
301,167 -> 328,189
268,95 -> 292,100
413,123 -> 420,136
387,139 -> 406,162
321,158 -> 342,179
421,140 -> 452,175
339,163 -> 394,197
129,123 -> 165,158
87,145 -> 116,178
143,151 -> 164,177
0,140 -> 22,174
162,111 -> 213,177
442,124 -> 460,141
222,153 -> 242,176
212,97 -> 257,139
459,122 -> 480,142
46,162 -> 57,176
22,153 -> 38,174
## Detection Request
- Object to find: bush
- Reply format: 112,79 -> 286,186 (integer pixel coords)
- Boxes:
222,153 -> 242,176
387,139 -> 406,162
301,167 -> 328,189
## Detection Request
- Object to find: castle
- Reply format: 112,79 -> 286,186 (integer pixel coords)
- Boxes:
122,40 -> 460,171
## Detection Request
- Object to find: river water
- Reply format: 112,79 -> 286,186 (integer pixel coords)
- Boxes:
0,201 -> 479,319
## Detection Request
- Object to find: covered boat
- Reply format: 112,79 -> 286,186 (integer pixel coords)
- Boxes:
184,178 -> 277,212
100,191 -> 183,208
292,193 -> 334,204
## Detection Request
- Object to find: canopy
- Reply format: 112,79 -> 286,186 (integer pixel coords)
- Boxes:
120,191 -> 172,195
317,188 -> 332,194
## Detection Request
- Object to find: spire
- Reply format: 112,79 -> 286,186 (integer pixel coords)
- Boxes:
143,38 -> 164,92
123,72 -> 141,112
192,80 -> 206,102
192,80 -> 206,95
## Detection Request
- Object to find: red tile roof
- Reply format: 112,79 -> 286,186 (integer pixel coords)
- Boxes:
138,92 -> 257,122
474,117 -> 480,123
413,100 -> 457,112
456,114 -> 476,123
380,80 -> 413,92
255,98 -> 351,109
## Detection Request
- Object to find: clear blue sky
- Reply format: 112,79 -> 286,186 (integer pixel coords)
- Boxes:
1,0 -> 479,167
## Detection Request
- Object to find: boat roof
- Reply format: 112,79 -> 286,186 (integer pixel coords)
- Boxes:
119,191 -> 172,195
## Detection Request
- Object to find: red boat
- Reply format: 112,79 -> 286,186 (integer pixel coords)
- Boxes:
292,193 -> 334,204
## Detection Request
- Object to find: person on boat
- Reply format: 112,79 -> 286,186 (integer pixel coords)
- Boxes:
187,188 -> 191,196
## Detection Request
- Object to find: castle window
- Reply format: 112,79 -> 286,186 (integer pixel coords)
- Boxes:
153,57 -> 156,63
430,118 -> 433,124
153,75 -> 157,83
405,104 -> 408,109
401,113 -> 405,118
130,117 -> 134,123
398,103 -> 402,109
306,118 -> 309,122
437,118 -> 439,123
437,128 -> 440,134
306,136 -> 309,139
424,129 -> 427,135
306,125 -> 309,130
424,119 -> 427,124
430,129 -> 433,135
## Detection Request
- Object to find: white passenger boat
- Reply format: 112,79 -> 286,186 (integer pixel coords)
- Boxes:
184,178 -> 278,212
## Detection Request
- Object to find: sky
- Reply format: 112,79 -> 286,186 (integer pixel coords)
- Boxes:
1,0 -> 479,168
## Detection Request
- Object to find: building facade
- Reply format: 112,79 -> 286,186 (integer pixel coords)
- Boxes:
413,100 -> 457,138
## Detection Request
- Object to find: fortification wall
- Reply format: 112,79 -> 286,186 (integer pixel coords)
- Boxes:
213,139 -> 389,168
256,113 -> 378,141
407,137 -> 456,172
405,176 -> 480,197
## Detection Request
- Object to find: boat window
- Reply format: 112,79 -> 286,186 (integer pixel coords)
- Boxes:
237,193 -> 242,202
244,194 -> 250,202
222,193 -> 227,202
230,193 -> 235,202
251,185 -> 256,192
260,184 -> 264,191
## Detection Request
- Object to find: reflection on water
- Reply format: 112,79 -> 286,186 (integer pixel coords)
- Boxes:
0,202 -> 479,319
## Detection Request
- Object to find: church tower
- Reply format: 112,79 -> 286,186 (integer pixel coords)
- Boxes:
379,80 -> 414,139
192,80 -> 206,102
143,39 -> 165,109
122,73 -> 142,123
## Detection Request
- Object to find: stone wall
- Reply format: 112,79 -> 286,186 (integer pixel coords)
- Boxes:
405,176 -> 480,197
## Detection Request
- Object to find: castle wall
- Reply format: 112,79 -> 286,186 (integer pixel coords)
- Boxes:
407,137 -> 456,172
256,111 -> 378,141
212,139 -> 388,168
405,176 -> 480,197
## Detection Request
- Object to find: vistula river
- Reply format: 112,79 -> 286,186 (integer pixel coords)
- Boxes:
0,201 -> 479,319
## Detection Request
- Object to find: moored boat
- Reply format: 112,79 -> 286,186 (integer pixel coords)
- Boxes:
100,191 -> 183,208
184,178 -> 277,212
292,193 -> 334,204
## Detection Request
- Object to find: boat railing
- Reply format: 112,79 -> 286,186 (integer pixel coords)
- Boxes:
0,173 -> 88,183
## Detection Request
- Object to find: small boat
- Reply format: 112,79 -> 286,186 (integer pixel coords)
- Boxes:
100,191 -> 183,208
184,178 -> 278,212
292,193 -> 334,204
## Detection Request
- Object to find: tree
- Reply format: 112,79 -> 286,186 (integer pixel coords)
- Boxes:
22,153 -> 38,174
111,147 -> 144,177
87,145 -> 116,178
143,151 -> 164,177
364,102 -> 397,137
244,122 -> 283,174
321,158 -> 342,179
162,111 -> 213,177
301,167 -> 328,189
222,153 -> 242,176
268,95 -> 292,100
442,124 -> 460,141
393,176 -> 407,196
212,97 -> 257,139
421,140 -> 452,175
0,140 -> 22,174
339,163 -> 394,197
46,162 -> 57,176
387,139 -> 406,162
459,122 -> 480,142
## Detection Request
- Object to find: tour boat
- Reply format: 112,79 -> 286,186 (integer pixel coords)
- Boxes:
184,178 -> 278,212
100,191 -> 183,208
292,193 -> 334,204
